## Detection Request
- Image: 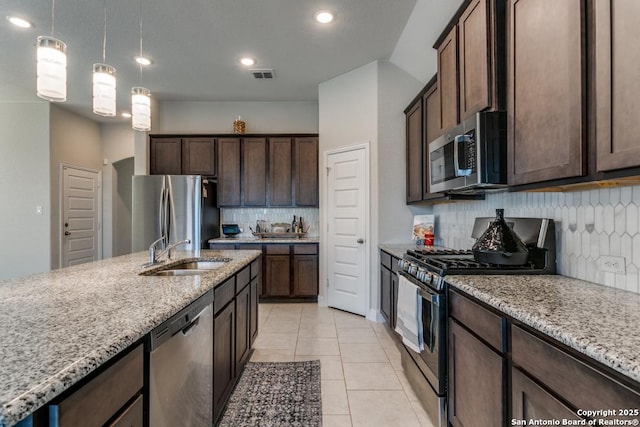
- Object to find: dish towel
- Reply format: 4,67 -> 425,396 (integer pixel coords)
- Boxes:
395,274 -> 423,352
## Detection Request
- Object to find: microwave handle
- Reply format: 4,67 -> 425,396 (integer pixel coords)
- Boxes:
454,134 -> 473,177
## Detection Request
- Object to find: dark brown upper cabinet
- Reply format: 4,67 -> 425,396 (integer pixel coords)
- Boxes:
217,138 -> 242,206
595,0 -> 640,173
149,137 -> 216,176
269,138 -> 293,206
149,138 -> 182,175
181,138 -> 216,176
294,137 -> 319,206
437,26 -> 459,132
242,138 -> 267,206
507,0 -> 586,186
423,81 -> 440,199
406,99 -> 423,203
459,0 -> 491,118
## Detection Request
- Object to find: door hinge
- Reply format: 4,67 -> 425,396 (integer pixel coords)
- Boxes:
326,166 -> 331,176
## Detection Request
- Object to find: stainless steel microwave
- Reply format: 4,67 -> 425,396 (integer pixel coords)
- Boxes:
428,111 -> 507,193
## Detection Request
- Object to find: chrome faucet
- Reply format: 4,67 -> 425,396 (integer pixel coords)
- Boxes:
147,238 -> 191,266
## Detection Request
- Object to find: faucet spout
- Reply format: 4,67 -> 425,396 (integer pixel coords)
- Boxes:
158,239 -> 191,261
148,236 -> 166,265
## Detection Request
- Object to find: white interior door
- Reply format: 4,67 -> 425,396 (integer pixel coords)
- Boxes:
326,145 -> 369,316
61,165 -> 102,267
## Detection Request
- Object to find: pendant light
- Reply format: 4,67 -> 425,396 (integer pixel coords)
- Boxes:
131,0 -> 151,131
36,0 -> 67,102
92,0 -> 116,116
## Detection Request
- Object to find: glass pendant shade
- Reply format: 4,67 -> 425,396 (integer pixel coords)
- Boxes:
36,36 -> 67,102
131,87 -> 151,131
92,64 -> 116,116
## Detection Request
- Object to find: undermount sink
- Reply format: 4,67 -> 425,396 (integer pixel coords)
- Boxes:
142,258 -> 231,276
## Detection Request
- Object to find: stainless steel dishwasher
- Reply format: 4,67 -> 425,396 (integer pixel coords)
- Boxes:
149,290 -> 213,427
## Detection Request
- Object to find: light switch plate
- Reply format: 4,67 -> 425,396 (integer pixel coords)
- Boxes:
598,255 -> 626,274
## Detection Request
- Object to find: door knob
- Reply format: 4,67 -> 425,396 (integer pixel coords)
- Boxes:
357,238 -> 364,244
64,231 -> 71,236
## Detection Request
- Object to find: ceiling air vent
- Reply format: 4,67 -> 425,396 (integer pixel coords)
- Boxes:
250,69 -> 275,79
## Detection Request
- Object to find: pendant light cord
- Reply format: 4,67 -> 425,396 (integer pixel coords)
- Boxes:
51,0 -> 55,35
138,0 -> 143,82
102,0 -> 107,63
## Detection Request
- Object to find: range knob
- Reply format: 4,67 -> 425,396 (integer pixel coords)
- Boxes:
408,264 -> 418,275
398,259 -> 408,270
416,268 -> 427,282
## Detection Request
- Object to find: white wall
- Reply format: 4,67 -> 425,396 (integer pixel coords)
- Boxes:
0,102 -> 51,280
158,101 -> 319,134
319,61 -> 427,319
101,123 -> 135,258
319,62 -> 378,313
50,105 -> 103,269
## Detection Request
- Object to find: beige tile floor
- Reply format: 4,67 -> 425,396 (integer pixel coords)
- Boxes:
250,302 -> 435,427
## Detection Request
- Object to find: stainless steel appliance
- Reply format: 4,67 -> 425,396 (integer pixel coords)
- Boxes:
397,216 -> 556,427
132,175 -> 220,253
428,111 -> 507,193
149,290 -> 214,427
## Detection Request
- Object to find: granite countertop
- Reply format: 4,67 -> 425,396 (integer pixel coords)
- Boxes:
0,249 -> 260,427
209,236 -> 320,244
446,275 -> 640,385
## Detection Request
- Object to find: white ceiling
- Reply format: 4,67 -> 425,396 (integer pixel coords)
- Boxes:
0,0 -> 459,122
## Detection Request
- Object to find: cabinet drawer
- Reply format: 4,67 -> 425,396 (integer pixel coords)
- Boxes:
236,265 -> 251,294
380,251 -> 392,269
51,344 -> 143,427
265,244 -> 290,255
449,290 -> 506,353
214,276 -> 236,314
109,395 -> 143,427
251,257 -> 261,279
512,325 -> 640,413
237,243 -> 260,250
293,244 -> 317,255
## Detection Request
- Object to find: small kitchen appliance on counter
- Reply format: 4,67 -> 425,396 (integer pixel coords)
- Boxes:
396,215 -> 556,427
221,224 -> 241,238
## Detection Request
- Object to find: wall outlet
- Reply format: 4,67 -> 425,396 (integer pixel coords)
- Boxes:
598,256 -> 626,274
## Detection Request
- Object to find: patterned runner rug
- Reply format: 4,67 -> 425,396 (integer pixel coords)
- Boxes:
218,360 -> 322,427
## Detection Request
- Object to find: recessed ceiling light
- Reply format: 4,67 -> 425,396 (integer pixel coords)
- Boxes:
314,11 -> 334,24
121,112 -> 132,118
240,57 -> 256,66
7,16 -> 33,28
134,56 -> 153,66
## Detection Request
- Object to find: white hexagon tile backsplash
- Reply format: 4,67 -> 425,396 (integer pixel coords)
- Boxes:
432,185 -> 640,294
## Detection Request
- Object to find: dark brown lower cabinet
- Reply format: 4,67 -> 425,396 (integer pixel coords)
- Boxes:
250,276 -> 259,345
512,367 -> 582,423
213,301 -> 235,422
380,265 -> 391,325
235,284 -> 251,370
264,254 -> 291,296
293,255 -> 318,296
448,319 -> 505,427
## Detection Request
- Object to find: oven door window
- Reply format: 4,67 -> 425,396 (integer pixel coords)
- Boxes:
430,141 -> 456,185
419,291 -> 442,383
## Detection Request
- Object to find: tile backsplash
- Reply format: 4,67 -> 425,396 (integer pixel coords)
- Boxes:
221,208 -> 319,237
432,185 -> 640,294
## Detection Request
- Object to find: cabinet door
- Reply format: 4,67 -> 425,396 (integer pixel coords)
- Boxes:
405,99 -> 423,203
390,271 -> 398,330
423,81 -> 439,198
242,138 -> 267,206
182,137 -> 216,176
269,138 -> 293,206
512,368 -> 582,423
293,255 -> 318,296
150,138 -> 182,175
217,138 -> 241,206
459,0 -> 490,119
294,137 -> 319,206
507,0 -> 585,185
437,26 -> 459,132
380,266 -> 391,324
448,319 -> 504,427
250,276 -> 259,345
235,284 -> 251,370
264,255 -> 291,297
595,0 -> 640,172
213,302 -> 235,421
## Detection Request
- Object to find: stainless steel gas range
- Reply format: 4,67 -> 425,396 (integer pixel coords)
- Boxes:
396,216 -> 556,427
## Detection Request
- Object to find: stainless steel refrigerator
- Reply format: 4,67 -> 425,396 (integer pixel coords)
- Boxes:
131,175 -> 220,255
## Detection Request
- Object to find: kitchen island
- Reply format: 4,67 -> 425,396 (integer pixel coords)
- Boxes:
0,249 -> 261,427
